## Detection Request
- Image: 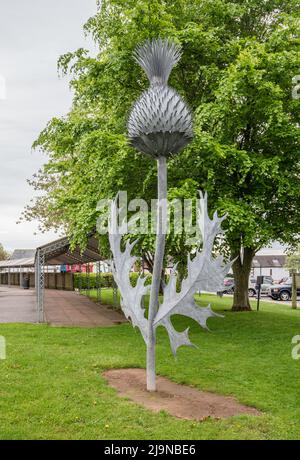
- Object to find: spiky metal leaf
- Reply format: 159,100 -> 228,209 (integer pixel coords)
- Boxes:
128,39 -> 193,158
153,192 -> 231,355
109,200 -> 149,342
108,192 -> 232,356
160,317 -> 194,356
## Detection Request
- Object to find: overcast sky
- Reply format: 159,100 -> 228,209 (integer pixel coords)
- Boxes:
0,0 -> 97,251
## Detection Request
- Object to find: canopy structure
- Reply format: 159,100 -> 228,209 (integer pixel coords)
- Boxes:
35,234 -> 105,322
0,234 -> 107,323
0,236 -> 103,270
36,235 -> 103,266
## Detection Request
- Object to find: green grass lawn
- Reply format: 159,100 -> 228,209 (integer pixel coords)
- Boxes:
0,292 -> 300,440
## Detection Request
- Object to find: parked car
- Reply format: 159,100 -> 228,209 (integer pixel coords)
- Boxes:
224,276 -> 234,286
222,277 -> 234,294
222,276 -> 273,297
248,277 -> 273,297
268,278 -> 300,301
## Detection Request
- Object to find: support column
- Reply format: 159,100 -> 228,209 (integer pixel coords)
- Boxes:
96,261 -> 102,303
35,249 -> 45,323
19,267 -> 23,288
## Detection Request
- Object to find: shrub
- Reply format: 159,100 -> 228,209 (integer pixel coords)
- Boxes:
74,272 -> 153,290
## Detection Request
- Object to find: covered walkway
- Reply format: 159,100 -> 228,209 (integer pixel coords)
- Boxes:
0,233 -> 118,323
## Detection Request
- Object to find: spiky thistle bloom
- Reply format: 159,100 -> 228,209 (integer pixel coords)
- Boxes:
128,39 -> 193,158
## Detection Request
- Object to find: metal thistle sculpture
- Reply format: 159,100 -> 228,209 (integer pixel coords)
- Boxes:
109,39 -> 232,391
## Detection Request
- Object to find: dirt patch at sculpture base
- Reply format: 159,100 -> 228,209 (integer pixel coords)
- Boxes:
103,368 -> 261,421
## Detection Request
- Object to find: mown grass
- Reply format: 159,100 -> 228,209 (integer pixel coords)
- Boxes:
0,292 -> 300,440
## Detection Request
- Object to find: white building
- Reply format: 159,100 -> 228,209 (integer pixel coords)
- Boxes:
251,248 -> 289,282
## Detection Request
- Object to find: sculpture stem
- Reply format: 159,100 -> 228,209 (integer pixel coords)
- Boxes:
147,156 -> 167,391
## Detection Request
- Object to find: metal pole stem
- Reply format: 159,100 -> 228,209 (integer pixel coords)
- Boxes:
147,156 -> 167,392
257,284 -> 261,312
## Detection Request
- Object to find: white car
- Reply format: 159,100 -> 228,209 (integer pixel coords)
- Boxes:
248,277 -> 273,297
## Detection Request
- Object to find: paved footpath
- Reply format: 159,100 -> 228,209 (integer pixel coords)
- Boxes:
0,286 -> 36,323
0,286 -> 126,327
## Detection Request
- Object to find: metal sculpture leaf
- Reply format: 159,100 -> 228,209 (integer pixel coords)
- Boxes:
153,192 -> 231,355
109,192 -> 232,356
109,200 -> 149,342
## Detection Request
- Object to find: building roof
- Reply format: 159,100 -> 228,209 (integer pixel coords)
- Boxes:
252,249 -> 286,268
10,249 -> 36,260
0,256 -> 35,269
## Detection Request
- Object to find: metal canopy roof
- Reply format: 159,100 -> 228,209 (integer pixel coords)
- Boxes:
36,234 -> 103,265
0,234 -> 102,269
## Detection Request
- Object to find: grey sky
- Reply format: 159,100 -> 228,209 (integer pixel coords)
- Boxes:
0,0 -> 97,251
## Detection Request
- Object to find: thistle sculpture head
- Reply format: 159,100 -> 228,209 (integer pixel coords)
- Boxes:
128,39 -> 193,158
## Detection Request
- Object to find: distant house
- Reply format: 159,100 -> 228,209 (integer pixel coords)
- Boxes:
251,248 -> 289,281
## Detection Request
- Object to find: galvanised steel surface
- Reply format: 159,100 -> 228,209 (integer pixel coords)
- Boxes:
128,39 -> 193,158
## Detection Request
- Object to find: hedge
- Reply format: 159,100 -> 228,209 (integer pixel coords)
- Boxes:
74,272 -> 153,290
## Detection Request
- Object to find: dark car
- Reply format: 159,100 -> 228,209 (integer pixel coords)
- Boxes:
268,278 -> 300,301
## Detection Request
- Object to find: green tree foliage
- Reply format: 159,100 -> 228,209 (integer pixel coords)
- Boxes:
0,243 -> 9,260
286,246 -> 300,273
23,0 -> 300,310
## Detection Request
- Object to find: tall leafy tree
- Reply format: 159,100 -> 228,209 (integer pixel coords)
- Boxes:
24,0 -> 300,310
0,244 -> 9,260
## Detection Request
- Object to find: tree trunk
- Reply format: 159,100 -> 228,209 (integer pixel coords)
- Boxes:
231,247 -> 255,312
160,269 -> 166,294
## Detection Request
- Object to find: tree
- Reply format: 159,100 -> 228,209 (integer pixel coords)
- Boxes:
23,0 -> 300,311
0,244 -> 9,260
285,246 -> 300,309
